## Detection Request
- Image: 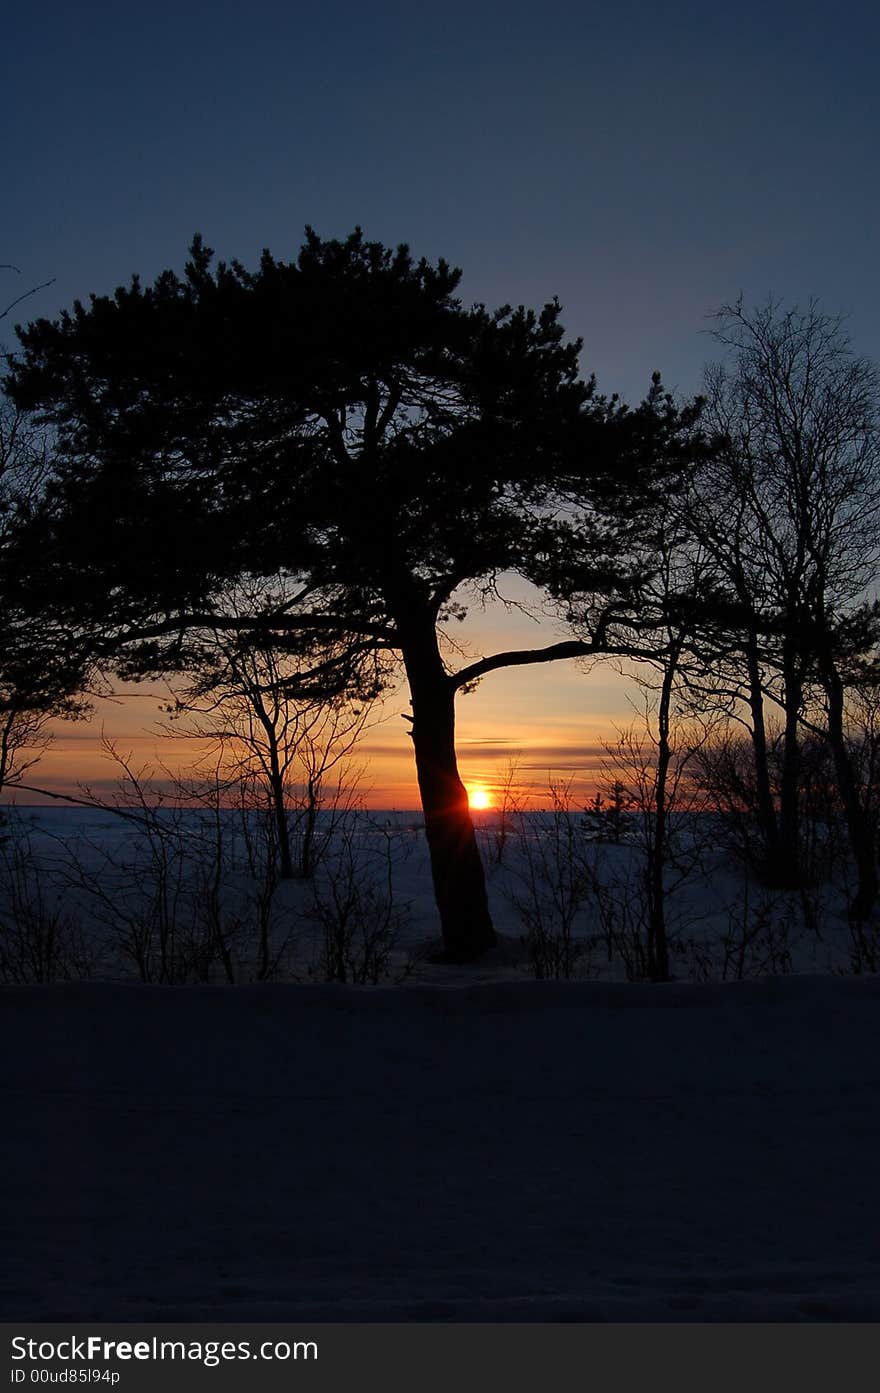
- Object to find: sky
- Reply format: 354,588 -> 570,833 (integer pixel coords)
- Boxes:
4,0 -> 880,806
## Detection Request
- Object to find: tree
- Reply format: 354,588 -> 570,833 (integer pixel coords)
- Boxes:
690,300 -> 880,917
162,608 -> 383,880
5,230 -> 699,960
549,454 -> 721,979
0,395 -> 86,796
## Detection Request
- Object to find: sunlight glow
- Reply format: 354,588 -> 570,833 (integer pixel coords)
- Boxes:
467,784 -> 492,810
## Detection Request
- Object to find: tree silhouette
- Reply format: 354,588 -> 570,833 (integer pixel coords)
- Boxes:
691,300 -> 880,917
0,396 -> 87,794
5,229 -> 699,960
161,607 -> 381,882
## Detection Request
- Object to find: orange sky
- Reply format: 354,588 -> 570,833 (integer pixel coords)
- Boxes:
6,581 -> 642,810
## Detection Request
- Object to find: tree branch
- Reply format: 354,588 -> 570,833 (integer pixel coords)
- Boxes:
450,635 -> 606,690
1,276 -> 57,322
96,610 -> 399,651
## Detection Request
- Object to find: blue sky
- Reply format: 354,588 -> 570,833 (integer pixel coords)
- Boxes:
7,0 -> 879,396
5,0 -> 880,801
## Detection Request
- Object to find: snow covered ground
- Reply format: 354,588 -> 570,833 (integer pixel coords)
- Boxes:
2,808 -> 880,1321
4,974 -> 880,1321
0,805 -> 868,984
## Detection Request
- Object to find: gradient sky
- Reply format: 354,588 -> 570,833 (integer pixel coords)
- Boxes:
5,0 -> 879,806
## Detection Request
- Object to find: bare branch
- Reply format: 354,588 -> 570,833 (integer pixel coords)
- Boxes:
1,277 -> 57,323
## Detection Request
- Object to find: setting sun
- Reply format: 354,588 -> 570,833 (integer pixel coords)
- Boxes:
466,785 -> 493,810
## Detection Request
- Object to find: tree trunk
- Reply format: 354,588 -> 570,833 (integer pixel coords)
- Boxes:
400,618 -> 496,962
821,651 -> 878,923
298,777 -> 319,880
267,759 -> 294,880
646,645 -> 677,983
777,638 -> 803,886
744,631 -> 780,867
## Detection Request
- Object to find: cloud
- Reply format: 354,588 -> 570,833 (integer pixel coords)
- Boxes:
458,737 -> 519,746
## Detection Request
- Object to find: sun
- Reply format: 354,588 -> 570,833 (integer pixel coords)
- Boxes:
467,784 -> 493,811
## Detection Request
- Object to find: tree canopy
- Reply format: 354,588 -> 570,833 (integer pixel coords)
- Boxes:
4,228 -> 705,959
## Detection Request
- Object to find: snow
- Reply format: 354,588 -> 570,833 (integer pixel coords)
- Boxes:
4,973 -> 880,1321
0,805 -> 866,983
3,809 -> 880,1321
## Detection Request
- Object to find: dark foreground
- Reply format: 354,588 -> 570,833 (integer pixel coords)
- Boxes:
3,975 -> 880,1321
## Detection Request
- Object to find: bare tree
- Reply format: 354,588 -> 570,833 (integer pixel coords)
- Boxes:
488,754 -> 526,866
0,396 -> 84,796
162,621 -> 382,879
557,469 -> 720,978
691,300 -> 880,917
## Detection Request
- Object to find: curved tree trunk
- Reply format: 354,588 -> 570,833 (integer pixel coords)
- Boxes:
400,617 -> 496,962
